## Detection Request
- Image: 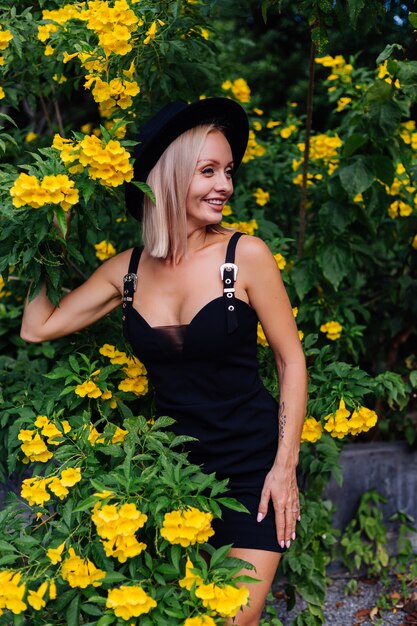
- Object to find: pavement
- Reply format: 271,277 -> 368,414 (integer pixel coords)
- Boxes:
270,572 -> 414,626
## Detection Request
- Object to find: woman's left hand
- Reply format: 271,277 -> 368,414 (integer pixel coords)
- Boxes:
257,465 -> 300,549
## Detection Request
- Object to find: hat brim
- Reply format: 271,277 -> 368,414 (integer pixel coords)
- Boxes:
125,97 -> 249,220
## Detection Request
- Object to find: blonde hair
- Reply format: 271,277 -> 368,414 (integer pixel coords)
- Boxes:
142,124 -> 229,262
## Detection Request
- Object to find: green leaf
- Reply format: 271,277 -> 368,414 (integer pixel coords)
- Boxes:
342,133 -> 368,158
66,594 -> 80,626
291,259 -> 318,301
131,181 -> 155,204
217,497 -> 249,513
376,43 -> 404,65
53,205 -> 69,239
347,0 -> 365,28
338,158 -> 374,195
317,242 -> 351,290
371,156 -> 394,186
96,614 -> 115,626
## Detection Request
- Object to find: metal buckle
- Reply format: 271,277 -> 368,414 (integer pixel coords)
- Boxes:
220,263 -> 238,281
123,272 -> 137,291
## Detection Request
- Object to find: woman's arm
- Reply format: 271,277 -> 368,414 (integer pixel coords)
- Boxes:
238,236 -> 307,548
21,249 -> 133,343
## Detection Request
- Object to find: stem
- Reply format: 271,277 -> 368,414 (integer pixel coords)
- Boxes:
38,93 -> 54,135
297,39 -> 316,259
52,91 -> 65,137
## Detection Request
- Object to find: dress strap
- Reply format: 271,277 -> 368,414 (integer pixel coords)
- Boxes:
122,246 -> 143,323
220,232 -> 244,334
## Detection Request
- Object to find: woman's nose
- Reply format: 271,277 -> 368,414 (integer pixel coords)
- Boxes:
214,172 -> 233,192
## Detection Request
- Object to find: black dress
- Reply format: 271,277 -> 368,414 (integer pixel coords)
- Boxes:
122,232 -> 284,552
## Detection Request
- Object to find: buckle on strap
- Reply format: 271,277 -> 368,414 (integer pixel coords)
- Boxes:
220,263 -> 238,281
123,272 -> 137,292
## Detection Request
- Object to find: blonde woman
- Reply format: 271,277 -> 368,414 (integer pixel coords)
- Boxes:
21,98 -> 307,626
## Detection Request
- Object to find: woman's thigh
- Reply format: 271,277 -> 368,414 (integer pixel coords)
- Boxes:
225,547 -> 282,626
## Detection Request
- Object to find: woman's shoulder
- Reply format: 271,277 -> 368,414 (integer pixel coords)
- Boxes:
93,247 -> 139,286
237,233 -> 273,262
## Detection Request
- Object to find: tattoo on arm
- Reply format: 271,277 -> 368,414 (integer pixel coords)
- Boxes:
278,401 -> 286,440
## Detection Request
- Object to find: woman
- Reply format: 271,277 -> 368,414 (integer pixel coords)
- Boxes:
21,97 -> 307,626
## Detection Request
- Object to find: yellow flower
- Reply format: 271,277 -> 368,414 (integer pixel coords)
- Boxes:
49,580 -> 57,600
61,548 -> 105,589
336,97 -> 351,112
60,467 -> 81,487
27,581 -> 48,611
47,542 -> 65,564
252,120 -> 262,131
25,131 -> 38,143
253,107 -> 263,115
118,376 -> 148,396
179,558 -> 204,590
222,78 -> 250,103
183,617 -> 216,626
9,172 -> 79,211
21,477 -> 51,506
257,323 -> 268,347
111,426 -> 128,444
222,219 -> 258,236
106,585 -> 157,619
44,44 -> 54,56
320,320 -> 343,340
412,235 -> 417,250
349,406 -> 378,435
20,434 -> 53,463
253,188 -> 270,206
48,477 -> 69,500
161,507 -> 214,547
388,200 -> 412,219
266,120 -> 281,128
243,130 -> 266,162
222,204 -> 232,216
77,135 -> 133,186
0,570 -> 27,615
280,124 -> 296,138
75,379 -> 102,398
92,501 -> 148,562
301,417 -> 323,443
0,28 -> 13,51
274,253 -> 286,270
324,398 -> 351,439
95,240 -> 116,260
143,19 -> 164,44
88,424 -> 106,446
195,583 -> 249,618
298,134 -> 342,161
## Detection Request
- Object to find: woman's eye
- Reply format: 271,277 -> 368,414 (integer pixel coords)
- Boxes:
202,167 -> 214,175
225,168 -> 234,178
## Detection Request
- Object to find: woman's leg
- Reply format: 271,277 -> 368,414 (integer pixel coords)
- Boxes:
226,547 -> 282,626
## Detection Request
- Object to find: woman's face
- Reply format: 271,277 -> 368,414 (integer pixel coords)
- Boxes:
186,129 -> 234,228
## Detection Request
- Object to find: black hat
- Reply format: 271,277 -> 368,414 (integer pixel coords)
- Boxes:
125,97 -> 249,220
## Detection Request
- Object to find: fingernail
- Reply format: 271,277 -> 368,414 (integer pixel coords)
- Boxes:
286,540 -> 291,549
297,515 -> 301,522
257,512 -> 264,523
280,540 -> 285,548
291,532 -> 296,540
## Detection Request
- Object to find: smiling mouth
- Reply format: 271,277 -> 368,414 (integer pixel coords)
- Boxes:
204,199 -> 225,208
